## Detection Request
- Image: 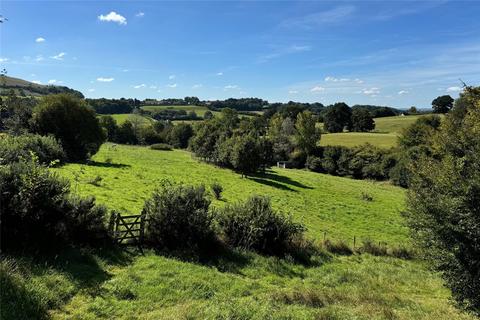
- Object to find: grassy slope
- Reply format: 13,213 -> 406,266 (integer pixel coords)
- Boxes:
32,144 -> 471,319
99,114 -> 155,125
141,105 -> 217,117
55,144 -> 408,244
319,115 -> 429,149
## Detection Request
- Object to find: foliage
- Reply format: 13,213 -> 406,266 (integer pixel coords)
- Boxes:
228,134 -> 263,176
350,108 -> 375,132
405,86 -> 480,314
86,98 -> 139,114
217,195 -> 305,255
0,134 -> 65,165
144,182 -> 214,250
323,102 -> 352,133
294,111 -> 320,155
211,182 -> 223,199
432,95 -> 454,114
98,115 -> 118,142
150,143 -> 173,151
0,156 -> 110,251
167,123 -> 193,148
398,115 -> 442,149
32,94 -> 106,161
115,120 -> 138,144
0,92 -> 36,135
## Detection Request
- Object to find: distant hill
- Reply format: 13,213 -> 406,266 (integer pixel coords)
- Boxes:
0,75 -> 84,98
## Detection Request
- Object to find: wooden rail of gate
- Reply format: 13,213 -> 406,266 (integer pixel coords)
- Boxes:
109,212 -> 146,248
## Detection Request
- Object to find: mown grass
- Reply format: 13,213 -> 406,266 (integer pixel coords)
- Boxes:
55,144 -> 408,244
100,114 -> 155,125
140,105 -> 217,117
318,115 -> 434,148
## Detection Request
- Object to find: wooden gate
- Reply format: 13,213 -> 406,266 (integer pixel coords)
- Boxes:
110,212 -> 146,248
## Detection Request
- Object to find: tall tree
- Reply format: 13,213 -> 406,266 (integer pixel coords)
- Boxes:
295,111 -> 320,155
405,86 -> 480,314
323,102 -> 352,133
350,108 -> 375,132
432,95 -> 454,113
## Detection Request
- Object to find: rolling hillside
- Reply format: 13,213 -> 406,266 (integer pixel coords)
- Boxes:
0,75 -> 84,98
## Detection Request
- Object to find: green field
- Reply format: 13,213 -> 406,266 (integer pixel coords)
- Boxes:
141,105 -> 217,117
319,115 -> 432,149
4,144 -> 473,320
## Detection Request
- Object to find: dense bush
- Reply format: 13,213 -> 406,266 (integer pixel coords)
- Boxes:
150,143 -> 173,151
0,134 -> 65,165
31,94 -> 106,161
211,182 -> 223,199
217,195 -> 305,255
144,183 -> 214,250
0,156 -> 110,251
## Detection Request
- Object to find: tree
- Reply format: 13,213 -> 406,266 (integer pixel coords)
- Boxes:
408,106 -> 418,114
99,115 -> 118,141
168,123 -> 193,148
350,108 -> 375,132
295,111 -> 320,155
229,134 -> 262,177
432,95 -> 454,113
32,94 -> 105,161
204,110 -> 214,120
405,86 -> 480,314
398,115 -> 441,149
115,120 -> 138,144
323,102 -> 352,133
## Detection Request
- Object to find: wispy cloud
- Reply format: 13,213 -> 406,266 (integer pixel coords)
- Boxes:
0,57 -> 8,62
216,72 -> 223,76
192,84 -> 202,89
35,37 -> 45,43
258,44 -> 311,63
373,2 -> 447,21
281,6 -> 355,29
363,87 -> 380,96
135,12 -> 145,18
48,79 -> 62,84
167,83 -> 177,88
398,90 -> 408,95
35,55 -> 44,62
31,80 -> 42,85
98,11 -> 127,25
97,77 -> 114,82
169,74 -> 176,80
446,86 -> 462,92
134,84 -> 146,89
88,88 -> 95,92
224,85 -> 239,90
51,52 -> 66,60
310,86 -> 325,92
289,90 -> 299,94
149,85 -> 157,89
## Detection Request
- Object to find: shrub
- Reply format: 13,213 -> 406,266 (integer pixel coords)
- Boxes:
149,143 -> 173,151
31,94 -> 106,161
0,134 -> 65,165
211,182 -> 223,200
0,156 -> 110,251
144,182 -> 214,250
217,195 -> 305,255
357,239 -> 388,256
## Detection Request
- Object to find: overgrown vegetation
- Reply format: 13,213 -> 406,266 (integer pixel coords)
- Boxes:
0,134 -> 65,165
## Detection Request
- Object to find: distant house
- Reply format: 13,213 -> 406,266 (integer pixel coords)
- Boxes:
277,161 -> 290,169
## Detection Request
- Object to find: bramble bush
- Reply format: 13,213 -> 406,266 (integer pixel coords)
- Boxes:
217,195 -> 305,256
0,155 -> 110,252
0,134 -> 65,165
144,182 -> 214,250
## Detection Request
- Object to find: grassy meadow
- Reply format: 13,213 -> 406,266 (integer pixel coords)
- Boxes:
140,105 -> 218,117
319,115 -> 431,149
3,143 -> 474,320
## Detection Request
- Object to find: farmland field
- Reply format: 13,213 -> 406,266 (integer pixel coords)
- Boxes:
100,113 -> 154,125
141,105 -> 217,117
319,115 -> 432,148
11,143 -> 466,320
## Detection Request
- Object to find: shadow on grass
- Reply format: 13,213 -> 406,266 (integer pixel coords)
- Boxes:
84,160 -> 131,169
248,171 -> 313,192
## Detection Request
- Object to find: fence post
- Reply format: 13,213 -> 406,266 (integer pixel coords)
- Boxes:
323,231 -> 326,242
353,236 -> 356,249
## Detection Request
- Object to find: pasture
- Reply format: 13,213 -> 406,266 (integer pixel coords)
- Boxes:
140,105 -> 217,117
8,143 -> 467,320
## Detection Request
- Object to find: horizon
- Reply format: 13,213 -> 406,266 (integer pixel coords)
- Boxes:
1,1 -> 479,108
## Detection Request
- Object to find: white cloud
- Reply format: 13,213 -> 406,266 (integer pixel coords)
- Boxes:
282,6 -> 355,29
192,84 -> 202,89
122,69 -> 129,72
133,84 -> 146,89
48,79 -> 62,84
35,55 -> 44,62
289,90 -> 299,94
98,11 -> 127,25
363,87 -> 380,95
88,89 -> 95,92
224,85 -> 239,90
31,80 -> 42,84
167,83 -> 177,88
97,77 -> 114,82
446,86 -> 462,92
324,76 -> 350,82
398,90 -> 408,95
0,57 -> 8,62
354,78 -> 364,84
35,37 -> 45,43
310,86 -> 325,92
51,52 -> 66,60
216,72 -> 223,76
135,12 -> 145,17
168,74 -> 176,80
149,85 -> 157,89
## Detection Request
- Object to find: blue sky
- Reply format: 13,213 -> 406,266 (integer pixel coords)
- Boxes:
1,1 -> 479,108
